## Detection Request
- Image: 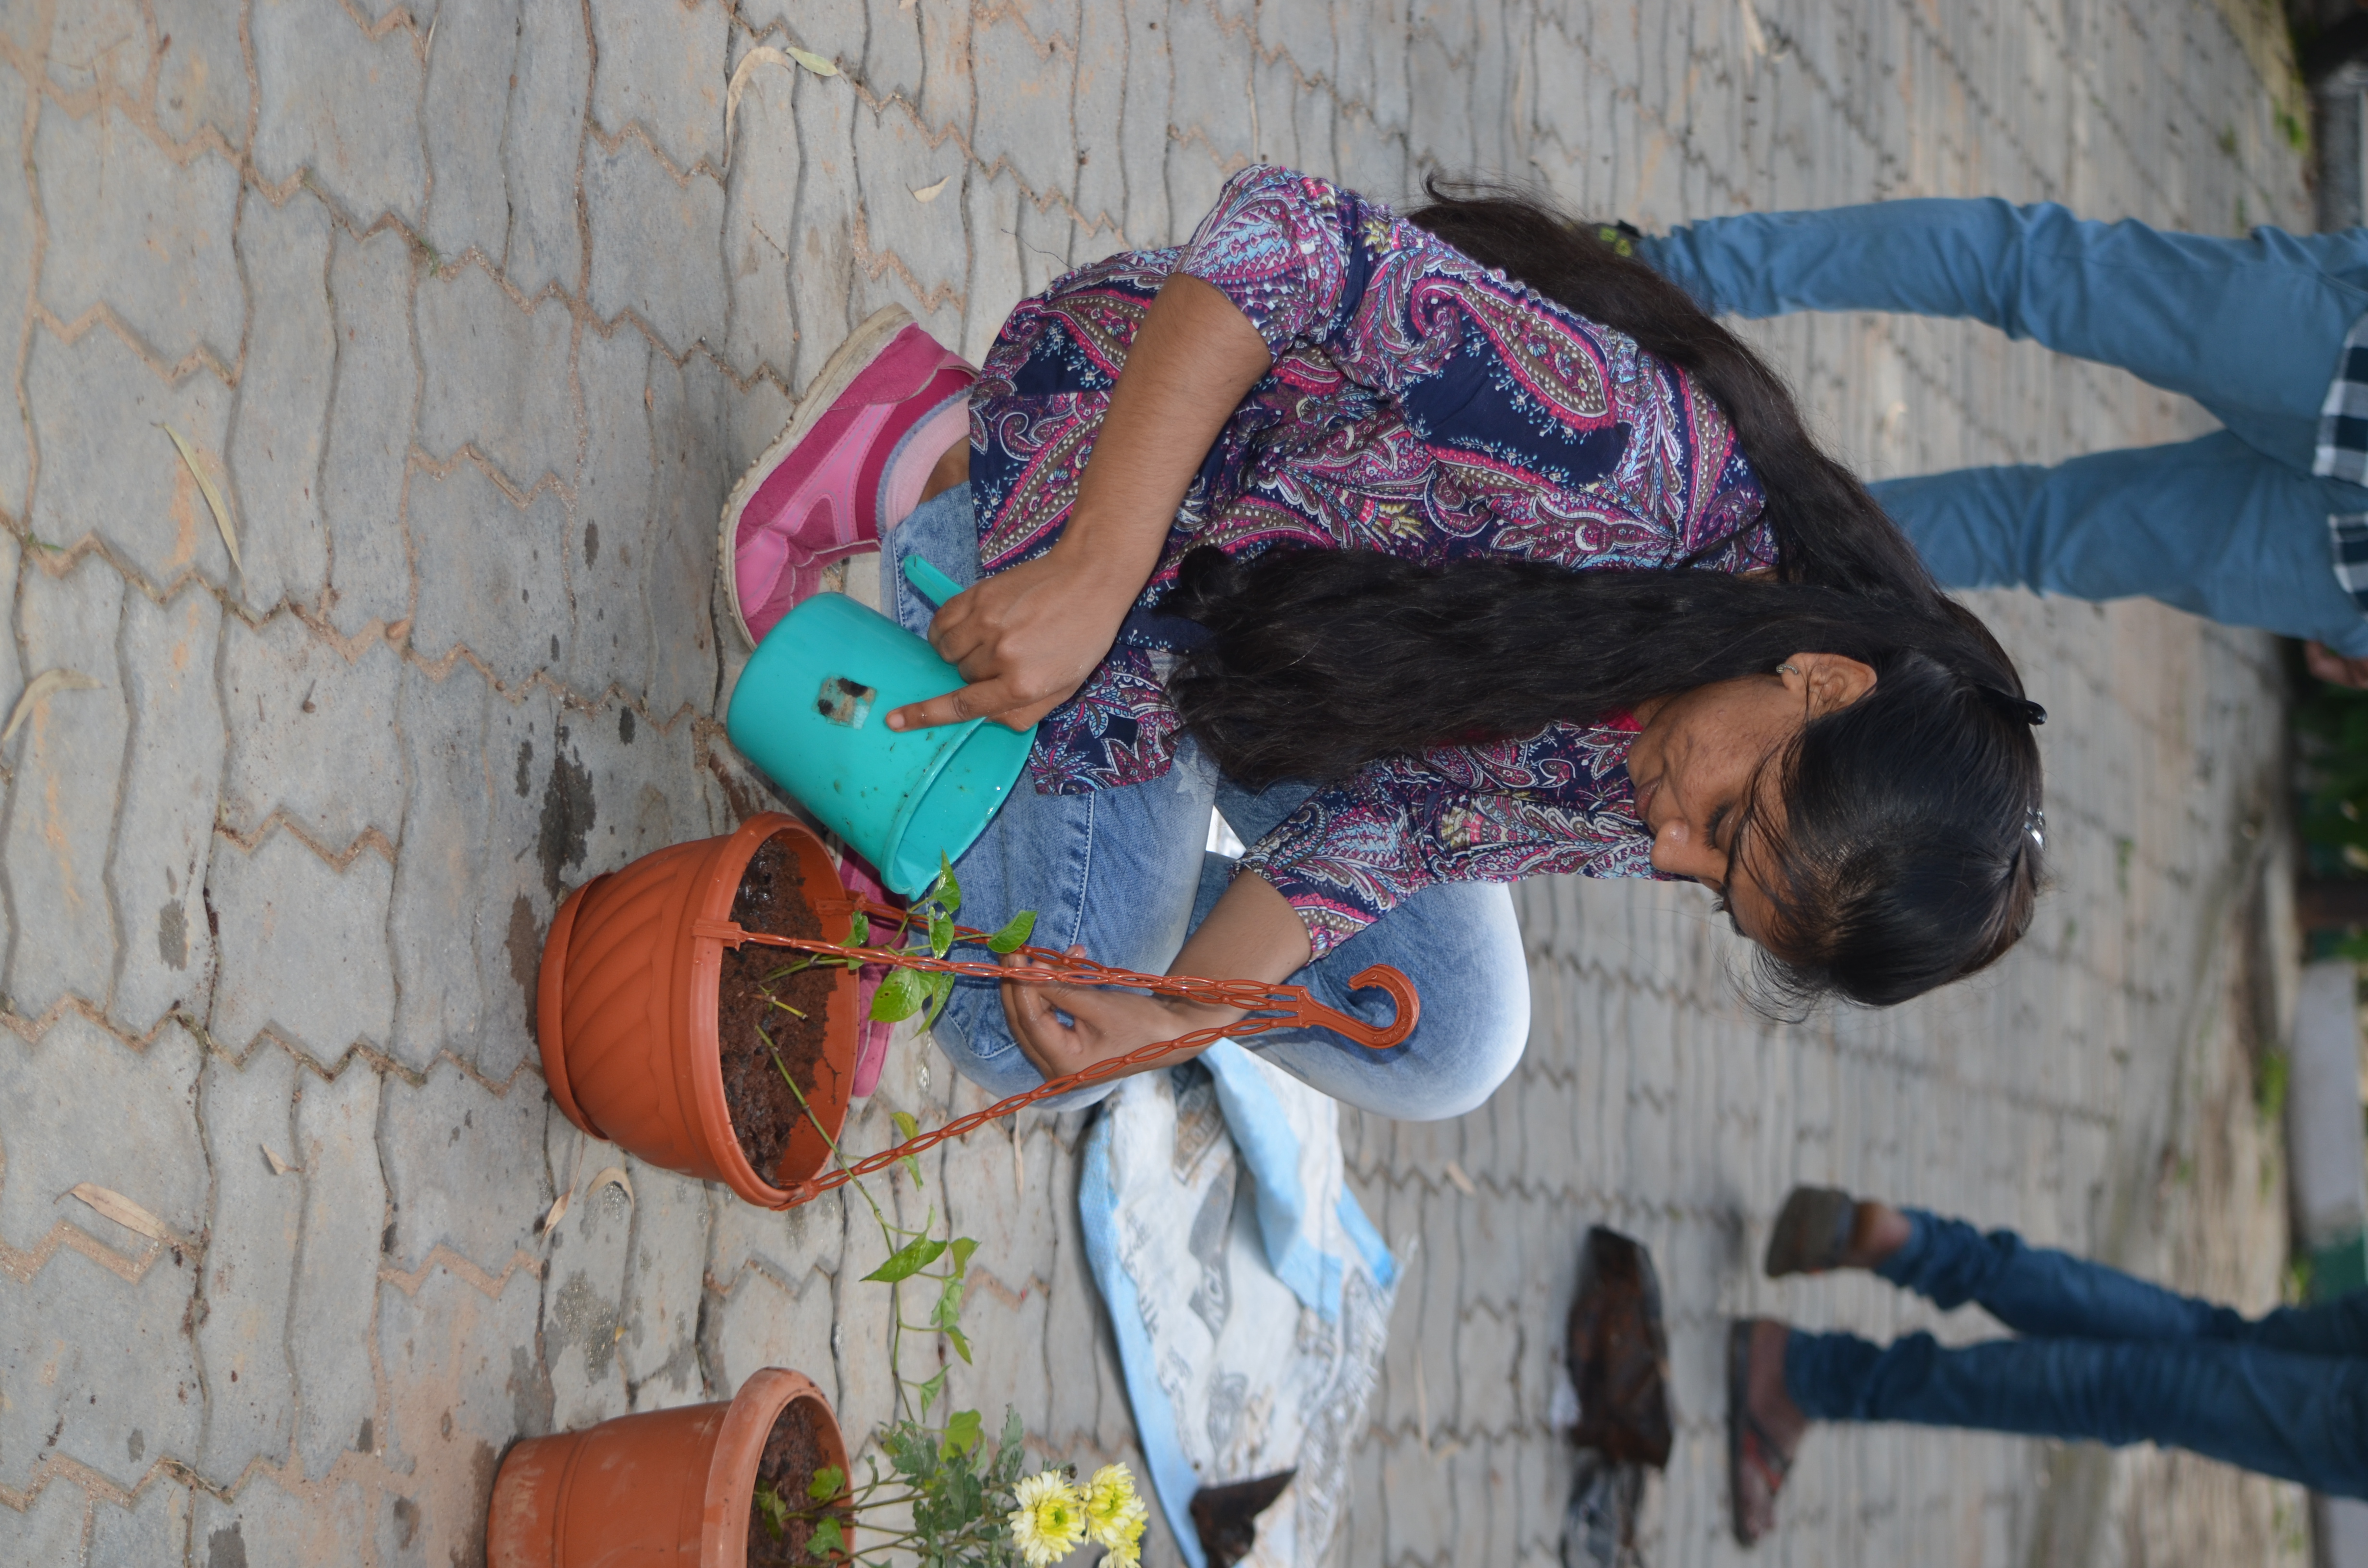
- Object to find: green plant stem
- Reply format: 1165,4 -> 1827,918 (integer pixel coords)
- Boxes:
770,1043 -> 936,1423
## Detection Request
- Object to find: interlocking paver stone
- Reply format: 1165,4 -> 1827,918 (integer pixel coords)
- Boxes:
379,1064 -> 548,1282
405,461 -> 574,690
150,0 -> 248,149
320,225 -> 420,639
219,610 -> 403,851
226,191 -> 335,616
191,1044 -> 301,1485
33,99 -> 243,374
2,555 -> 126,1019
286,1060 -> 383,1481
0,63 -> 28,523
25,324 -> 235,594
251,0 -> 426,226
572,325 -> 662,697
421,0 -> 524,270
386,663 -> 492,1075
583,138 -> 727,356
413,264 -> 578,496
503,0 -> 592,299
206,827 -> 395,1065
0,1015 -> 205,1493
109,586 -> 226,1035
585,0 -> 727,174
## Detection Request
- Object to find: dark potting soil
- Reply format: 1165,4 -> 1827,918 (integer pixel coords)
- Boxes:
746,1397 -> 851,1567
717,831 -> 839,1184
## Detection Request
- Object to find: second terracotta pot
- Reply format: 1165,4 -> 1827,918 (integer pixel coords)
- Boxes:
537,813 -> 859,1206
485,1367 -> 848,1567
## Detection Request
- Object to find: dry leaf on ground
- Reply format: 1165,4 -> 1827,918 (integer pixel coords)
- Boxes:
538,1188 -> 572,1234
2,668 -> 103,749
1443,1159 -> 1478,1197
164,424 -> 242,576
261,1144 -> 296,1176
724,46 -> 789,166
67,1183 -> 173,1243
787,46 -> 838,76
912,175 -> 950,202
587,1166 -> 635,1206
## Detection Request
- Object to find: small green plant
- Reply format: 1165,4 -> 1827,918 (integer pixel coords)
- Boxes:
2278,107 -> 2309,153
748,873 -> 1143,1567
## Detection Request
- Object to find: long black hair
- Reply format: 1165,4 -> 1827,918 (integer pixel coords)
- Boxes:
1166,178 -> 2046,1009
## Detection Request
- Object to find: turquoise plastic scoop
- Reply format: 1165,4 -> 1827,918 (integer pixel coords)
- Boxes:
725,563 -> 1033,896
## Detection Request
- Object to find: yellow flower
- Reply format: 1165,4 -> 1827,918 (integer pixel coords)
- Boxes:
1008,1470 -> 1087,1567
1083,1464 -> 1148,1555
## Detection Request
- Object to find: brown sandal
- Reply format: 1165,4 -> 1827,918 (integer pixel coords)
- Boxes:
1726,1321 -> 1796,1546
1763,1186 -> 1857,1278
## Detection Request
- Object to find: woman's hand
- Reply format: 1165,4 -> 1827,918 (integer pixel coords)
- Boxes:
888,536 -> 1142,733
996,873 -> 1314,1088
999,945 -> 1233,1081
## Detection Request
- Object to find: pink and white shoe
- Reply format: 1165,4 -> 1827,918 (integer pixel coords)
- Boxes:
720,304 -> 974,646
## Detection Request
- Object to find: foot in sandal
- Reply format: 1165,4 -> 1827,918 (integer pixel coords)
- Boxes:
720,304 -> 974,646
1763,1185 -> 1913,1277
1727,1318 -> 1807,1546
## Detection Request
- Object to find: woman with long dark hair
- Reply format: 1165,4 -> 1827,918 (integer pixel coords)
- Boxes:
720,166 -> 2046,1116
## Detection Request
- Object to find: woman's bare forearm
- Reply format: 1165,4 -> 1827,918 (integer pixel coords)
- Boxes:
1061,274 -> 1273,578
888,274 -> 1273,731
1160,871 -> 1313,1030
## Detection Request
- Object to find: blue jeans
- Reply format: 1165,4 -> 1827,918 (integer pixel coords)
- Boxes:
880,484 -> 1531,1118
1639,199 -> 2368,654
1784,1208 -> 2368,1498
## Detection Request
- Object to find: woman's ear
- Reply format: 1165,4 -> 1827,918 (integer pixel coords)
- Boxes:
1781,651 -> 1879,716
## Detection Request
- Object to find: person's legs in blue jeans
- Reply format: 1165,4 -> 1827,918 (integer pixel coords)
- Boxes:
1773,1206 -> 2368,1496
1876,1206 -> 2368,1356
1867,431 -> 2368,654
1636,197 -> 2368,467
1782,1328 -> 2368,1498
882,487 -> 1531,1118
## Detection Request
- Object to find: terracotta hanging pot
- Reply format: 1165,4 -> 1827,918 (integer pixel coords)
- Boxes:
485,1367 -> 850,1567
537,812 -> 859,1206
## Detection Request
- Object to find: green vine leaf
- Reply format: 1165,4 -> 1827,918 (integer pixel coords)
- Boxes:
889,1110 -> 925,1188
864,1235 -> 948,1283
944,1323 -> 972,1365
949,1237 -> 978,1278
752,1481 -> 789,1539
915,1366 -> 946,1419
806,1464 -> 846,1502
809,1515 -> 844,1556
871,967 -> 926,1022
983,910 -> 1036,954
935,853 -> 962,916
927,909 -> 954,959
920,970 -> 954,1030
942,1408 -> 984,1457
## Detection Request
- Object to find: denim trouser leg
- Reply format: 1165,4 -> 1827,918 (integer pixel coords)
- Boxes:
880,485 -> 1532,1118
1637,200 -> 2368,652
1637,197 -> 2368,466
1783,1330 -> 2368,1497
1867,432 -> 2368,655
1784,1208 -> 2368,1496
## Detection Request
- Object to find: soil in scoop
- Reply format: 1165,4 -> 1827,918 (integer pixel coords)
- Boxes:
746,1397 -> 852,1567
717,831 -> 839,1183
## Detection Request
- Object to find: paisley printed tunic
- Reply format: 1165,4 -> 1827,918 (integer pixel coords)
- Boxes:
968,165 -> 1775,956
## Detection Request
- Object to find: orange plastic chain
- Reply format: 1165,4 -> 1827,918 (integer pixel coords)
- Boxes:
691,896 -> 1419,1208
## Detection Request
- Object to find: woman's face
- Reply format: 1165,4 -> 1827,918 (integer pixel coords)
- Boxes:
1626,653 -> 1877,947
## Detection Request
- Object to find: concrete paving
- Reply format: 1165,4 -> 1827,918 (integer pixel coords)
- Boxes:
0,1 -> 2318,1564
